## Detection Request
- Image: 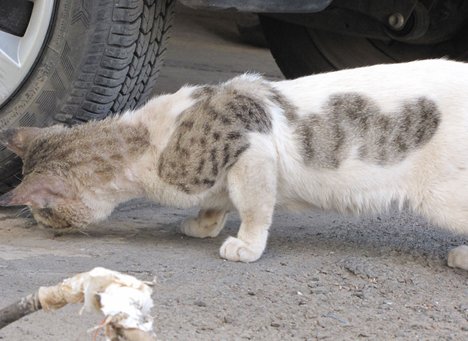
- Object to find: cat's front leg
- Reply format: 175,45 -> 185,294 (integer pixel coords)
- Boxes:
180,209 -> 228,238
220,147 -> 276,263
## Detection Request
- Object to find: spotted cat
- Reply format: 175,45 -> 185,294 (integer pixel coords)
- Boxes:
0,59 -> 467,269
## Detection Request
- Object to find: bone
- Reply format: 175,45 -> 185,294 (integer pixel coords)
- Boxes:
0,267 -> 156,340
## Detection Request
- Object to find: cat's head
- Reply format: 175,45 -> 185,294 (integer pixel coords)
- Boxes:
0,122 -> 149,230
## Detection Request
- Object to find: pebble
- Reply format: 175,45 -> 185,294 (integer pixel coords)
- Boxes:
322,312 -> 349,325
194,300 -> 207,307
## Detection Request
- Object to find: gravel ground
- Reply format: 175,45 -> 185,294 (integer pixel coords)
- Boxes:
0,4 -> 467,341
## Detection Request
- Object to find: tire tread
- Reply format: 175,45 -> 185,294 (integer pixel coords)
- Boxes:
57,0 -> 175,124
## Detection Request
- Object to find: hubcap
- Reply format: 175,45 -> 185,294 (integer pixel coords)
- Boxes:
0,0 -> 55,107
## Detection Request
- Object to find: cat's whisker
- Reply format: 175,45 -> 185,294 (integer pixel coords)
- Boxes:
15,206 -> 32,218
77,229 -> 90,237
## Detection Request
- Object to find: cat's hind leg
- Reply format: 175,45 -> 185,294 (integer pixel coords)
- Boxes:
414,177 -> 468,270
220,143 -> 277,262
180,209 -> 228,238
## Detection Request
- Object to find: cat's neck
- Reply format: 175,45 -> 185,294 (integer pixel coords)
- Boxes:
120,85 -> 198,151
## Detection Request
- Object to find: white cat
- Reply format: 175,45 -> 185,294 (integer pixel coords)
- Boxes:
0,59 -> 467,269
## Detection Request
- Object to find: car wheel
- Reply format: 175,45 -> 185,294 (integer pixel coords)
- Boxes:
0,0 -> 175,193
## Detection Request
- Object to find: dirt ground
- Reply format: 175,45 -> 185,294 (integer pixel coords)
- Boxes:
0,5 -> 467,341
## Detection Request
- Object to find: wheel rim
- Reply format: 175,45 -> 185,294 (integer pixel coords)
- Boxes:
0,0 -> 55,107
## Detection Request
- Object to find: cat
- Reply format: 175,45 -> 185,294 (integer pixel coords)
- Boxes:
0,59 -> 467,270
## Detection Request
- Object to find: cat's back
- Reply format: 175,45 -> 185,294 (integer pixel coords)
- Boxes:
273,59 -> 468,115
271,59 -> 468,164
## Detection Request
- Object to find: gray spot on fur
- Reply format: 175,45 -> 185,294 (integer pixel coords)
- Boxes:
191,85 -> 216,99
295,93 -> 440,168
269,88 -> 299,121
159,78 -> 274,194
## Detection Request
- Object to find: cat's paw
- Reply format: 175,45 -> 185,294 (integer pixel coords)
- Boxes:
448,245 -> 468,271
180,216 -> 221,238
219,236 -> 264,262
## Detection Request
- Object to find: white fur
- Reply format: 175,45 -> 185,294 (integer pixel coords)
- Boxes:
120,59 -> 468,268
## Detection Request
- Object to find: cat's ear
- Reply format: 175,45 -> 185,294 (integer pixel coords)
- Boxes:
0,127 -> 42,158
0,175 -> 67,208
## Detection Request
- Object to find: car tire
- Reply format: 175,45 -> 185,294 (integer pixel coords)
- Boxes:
0,0 -> 175,193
